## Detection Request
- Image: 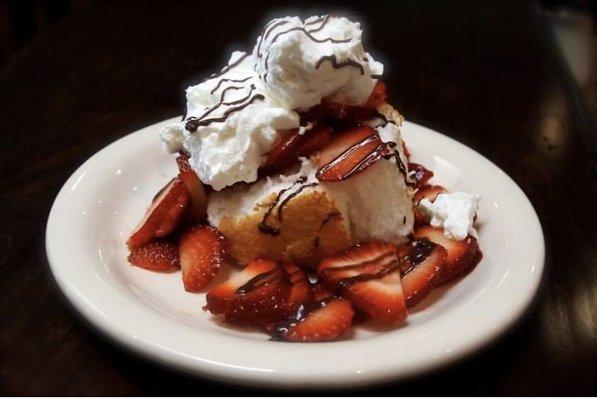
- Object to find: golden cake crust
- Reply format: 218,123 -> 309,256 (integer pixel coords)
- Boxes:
217,189 -> 351,268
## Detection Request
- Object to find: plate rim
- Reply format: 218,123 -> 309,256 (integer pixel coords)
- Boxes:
45,117 -> 545,388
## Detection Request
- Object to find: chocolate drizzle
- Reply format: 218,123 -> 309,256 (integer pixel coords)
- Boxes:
400,239 -> 435,276
256,19 -> 290,57
205,52 -> 249,81
210,76 -> 251,94
272,296 -> 337,338
258,176 -> 308,236
338,259 -> 401,288
185,84 -> 264,132
315,55 -> 365,75
383,141 -> 408,183
235,267 -> 284,295
316,134 -> 389,181
370,74 -> 382,79
269,26 -> 352,47
305,14 -> 332,33
277,182 -> 319,221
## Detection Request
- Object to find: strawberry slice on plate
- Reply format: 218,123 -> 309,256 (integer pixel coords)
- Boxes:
318,241 -> 407,323
127,176 -> 190,249
397,239 -> 447,307
179,225 -> 226,292
272,297 -> 354,342
408,163 -> 434,187
204,258 -> 291,325
413,225 -> 482,284
128,240 -> 180,272
282,263 -> 313,315
176,153 -> 208,223
315,126 -> 390,182
413,185 -> 447,224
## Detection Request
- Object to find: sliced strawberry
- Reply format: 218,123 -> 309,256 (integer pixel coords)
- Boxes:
127,176 -> 190,249
179,225 -> 226,292
318,241 -> 397,286
413,225 -> 482,284
296,125 -> 332,157
413,185 -> 447,224
397,239 -> 447,307
364,81 -> 387,108
304,101 -> 378,123
272,297 -> 354,342
315,126 -> 390,182
204,258 -> 291,324
282,263 -> 313,315
408,163 -> 434,187
128,240 -> 180,272
176,153 -> 208,223
318,241 -> 407,323
261,125 -> 332,175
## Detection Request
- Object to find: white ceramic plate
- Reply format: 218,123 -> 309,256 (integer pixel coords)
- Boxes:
46,117 -> 544,389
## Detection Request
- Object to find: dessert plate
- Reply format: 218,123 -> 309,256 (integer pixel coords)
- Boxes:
46,117 -> 544,389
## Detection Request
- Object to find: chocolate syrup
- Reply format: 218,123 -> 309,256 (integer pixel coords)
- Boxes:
304,14 -> 332,33
316,134 -> 389,181
400,239 -> 435,276
258,176 -> 307,235
210,76 -> 251,95
269,26 -> 352,47
315,55 -> 365,75
338,260 -> 401,288
256,19 -> 290,57
326,250 -> 396,273
370,74 -> 382,79
272,296 -> 337,338
205,52 -> 249,81
185,85 -> 265,132
277,182 -> 319,221
383,141 -> 408,182
235,267 -> 284,295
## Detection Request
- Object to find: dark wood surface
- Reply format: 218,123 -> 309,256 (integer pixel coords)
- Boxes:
1,0 -> 595,396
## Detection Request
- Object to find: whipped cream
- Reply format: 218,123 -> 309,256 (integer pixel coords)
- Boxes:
254,15 -> 383,110
160,15 -> 383,190
419,192 -> 481,240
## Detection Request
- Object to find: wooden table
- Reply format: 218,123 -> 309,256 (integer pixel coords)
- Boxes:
1,0 -> 595,395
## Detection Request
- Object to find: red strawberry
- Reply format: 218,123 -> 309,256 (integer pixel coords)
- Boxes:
315,126 -> 390,182
179,225 -> 226,292
176,153 -> 208,223
364,81 -> 387,108
413,185 -> 447,224
408,163 -> 434,187
127,176 -> 190,249
282,263 -> 313,315
305,101 -> 378,123
261,125 -> 332,175
397,239 -> 447,307
413,225 -> 482,284
272,297 -> 354,342
296,125 -> 332,157
318,241 -> 407,323
128,240 -> 180,272
204,258 -> 291,325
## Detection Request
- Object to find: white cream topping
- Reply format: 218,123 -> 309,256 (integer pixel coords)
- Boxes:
160,15 -> 383,190
254,15 -> 383,110
419,192 -> 481,240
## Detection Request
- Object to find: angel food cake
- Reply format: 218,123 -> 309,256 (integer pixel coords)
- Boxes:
126,15 -> 483,342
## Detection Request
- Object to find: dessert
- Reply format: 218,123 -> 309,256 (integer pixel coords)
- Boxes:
127,15 -> 483,342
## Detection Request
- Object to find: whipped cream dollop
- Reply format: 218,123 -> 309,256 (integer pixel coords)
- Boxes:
419,192 -> 481,240
160,15 -> 383,190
